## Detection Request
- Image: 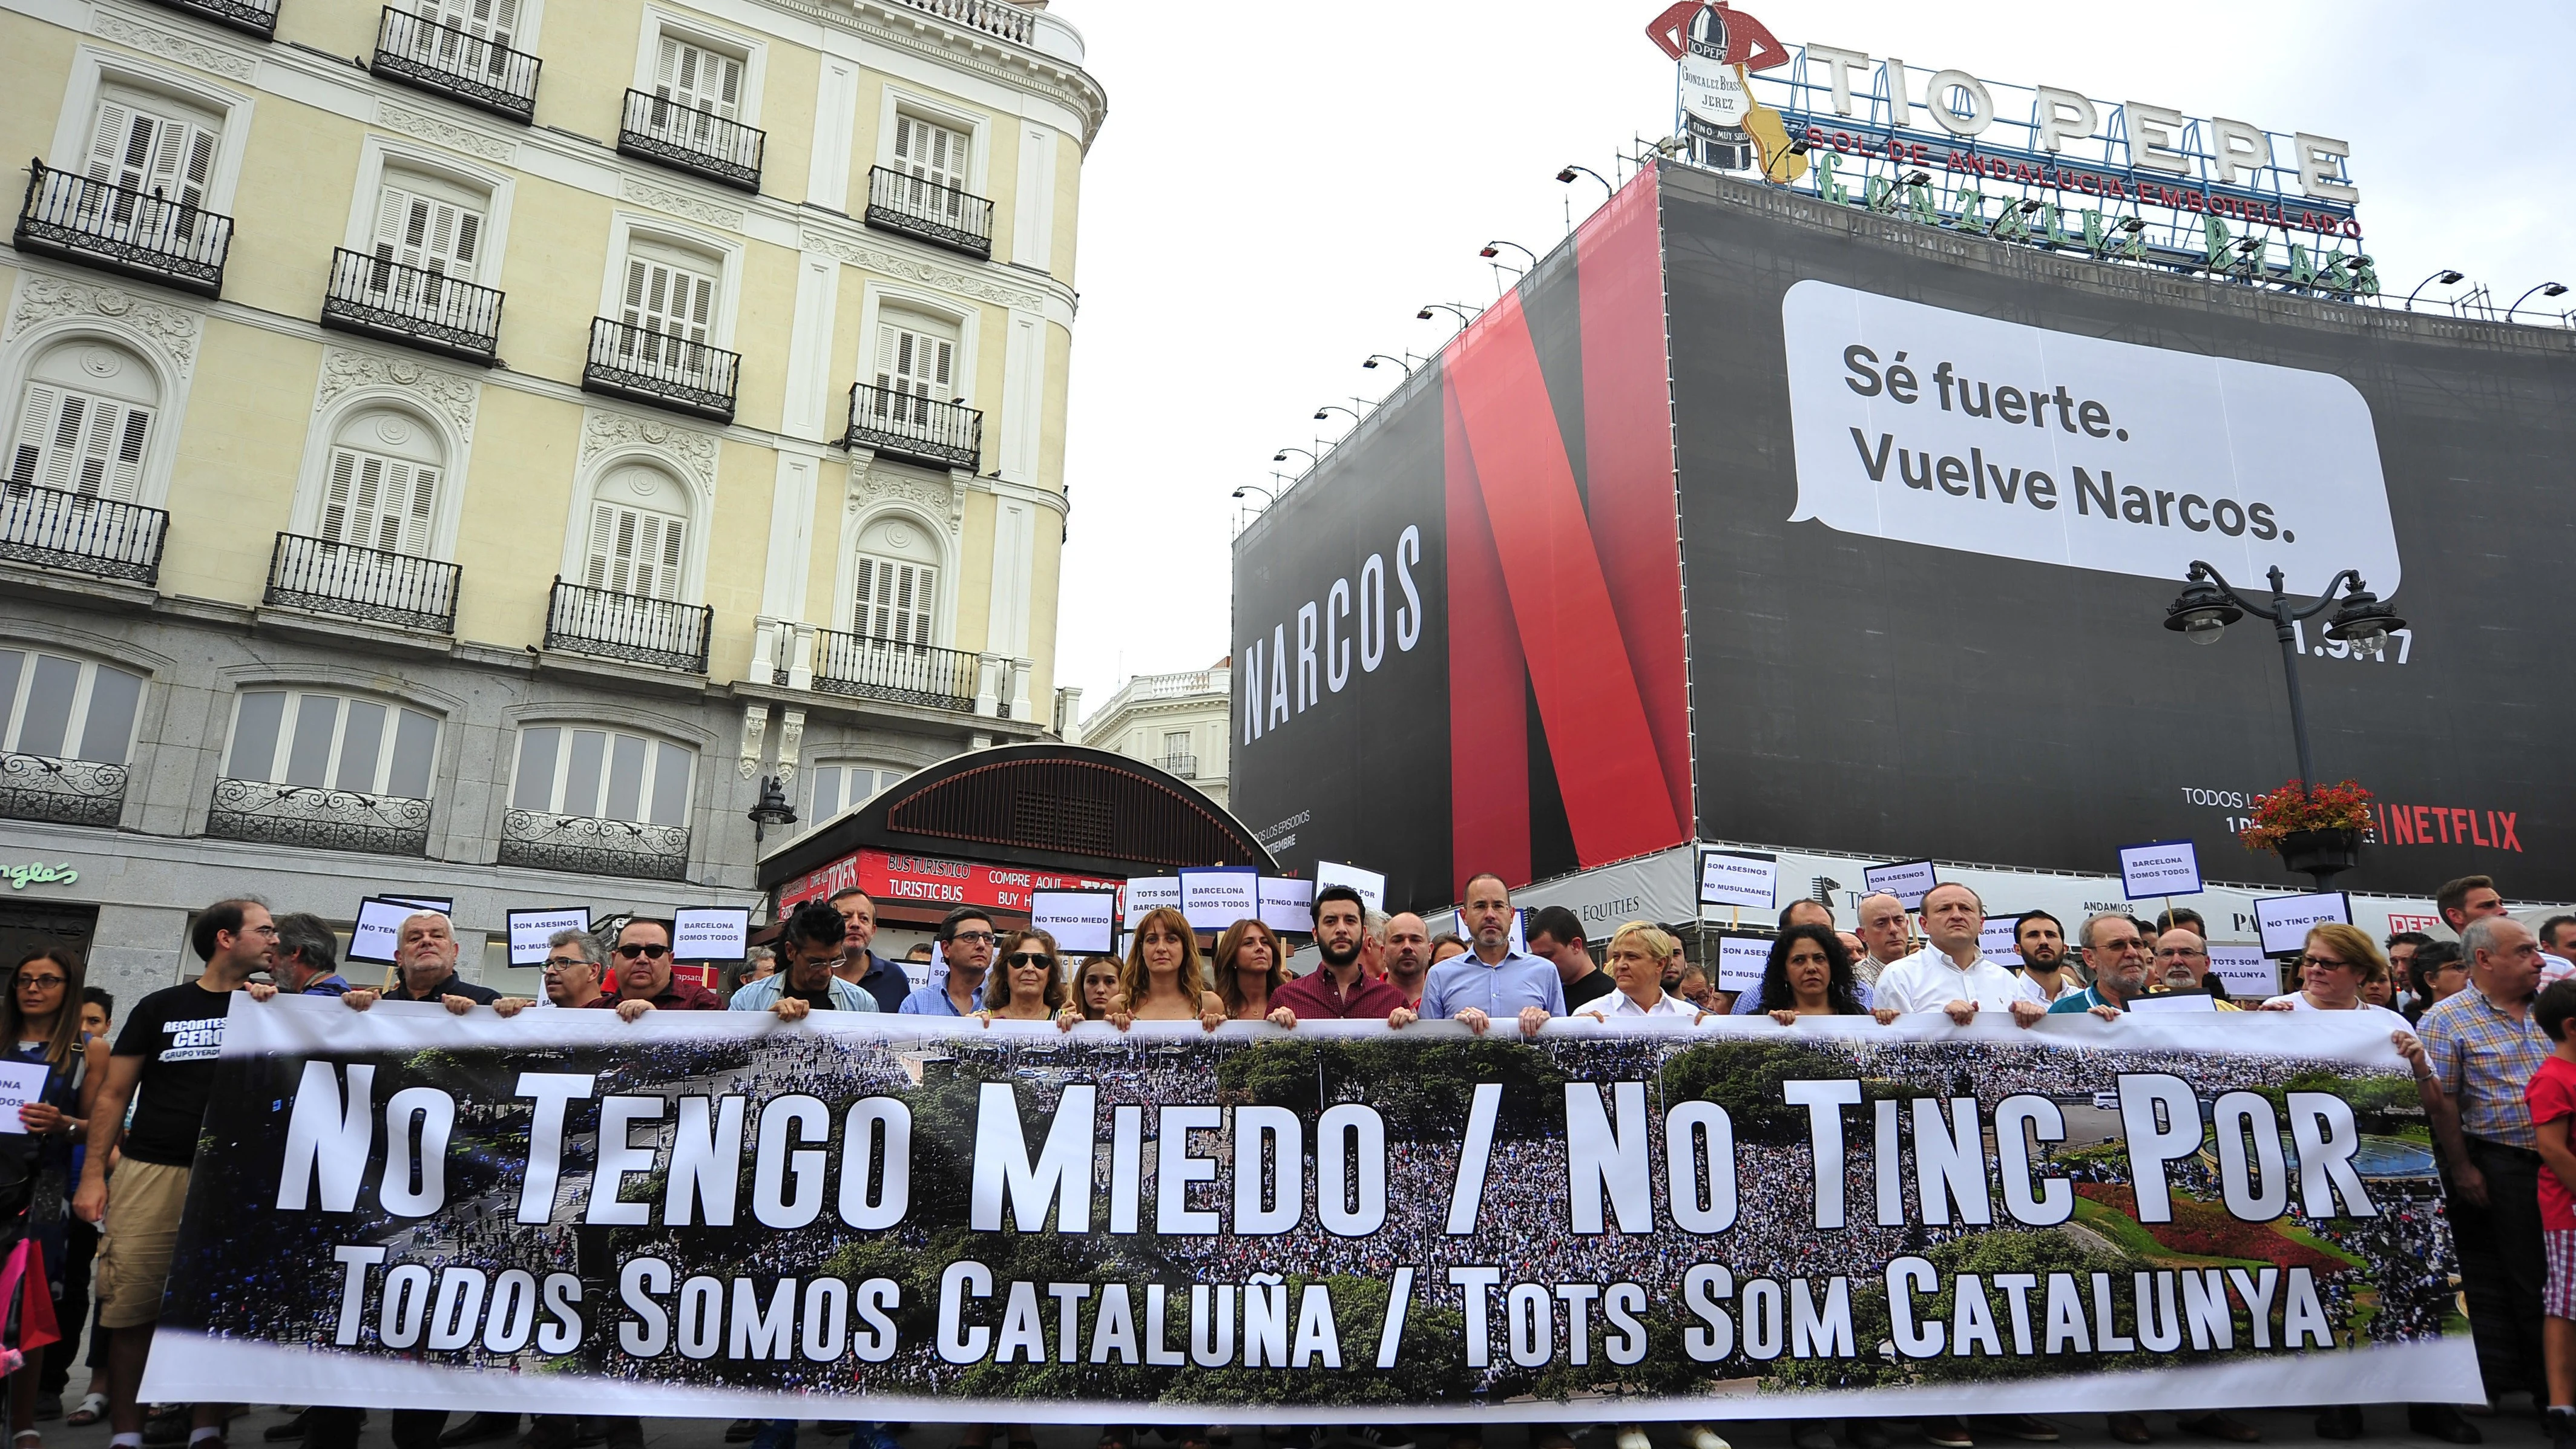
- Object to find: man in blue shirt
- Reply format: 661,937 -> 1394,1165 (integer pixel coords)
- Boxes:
1418,872 -> 1562,1036
899,905 -> 991,1016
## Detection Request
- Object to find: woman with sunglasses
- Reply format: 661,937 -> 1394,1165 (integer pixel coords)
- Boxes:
1,949 -> 107,1449
1107,907 -> 1224,1031
1212,919 -> 1293,1026
977,929 -> 1081,1031
1073,956 -> 1123,1021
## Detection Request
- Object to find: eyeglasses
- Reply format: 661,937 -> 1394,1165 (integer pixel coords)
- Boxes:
1005,952 -> 1055,968
12,975 -> 65,990
2298,954 -> 2353,971
614,942 -> 671,961
2154,947 -> 2207,959
542,956 -> 591,971
947,931 -> 996,947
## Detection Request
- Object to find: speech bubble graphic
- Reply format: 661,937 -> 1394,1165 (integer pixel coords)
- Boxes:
1780,280 -> 2400,598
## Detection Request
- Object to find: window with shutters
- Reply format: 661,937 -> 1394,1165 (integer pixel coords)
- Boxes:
6,341 -> 157,501
372,171 -> 485,285
510,724 -> 692,827
616,238 -> 720,376
82,88 -> 220,242
583,464 -> 691,601
847,514 -> 939,644
872,312 -> 958,429
315,409 -> 443,558
652,33 -> 744,140
0,651 -> 143,766
890,113 -> 970,206
223,689 -> 439,799
413,0 -> 519,64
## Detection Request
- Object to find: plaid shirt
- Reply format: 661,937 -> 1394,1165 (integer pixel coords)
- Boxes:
2420,984 -> 2551,1149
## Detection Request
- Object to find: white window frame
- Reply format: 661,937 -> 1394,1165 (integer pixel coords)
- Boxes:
0,649 -> 145,766
630,10 -> 764,133
852,283 -> 980,418
597,213 -> 744,356
0,333 -> 181,511
802,760 -> 905,829
292,393 -> 472,563
221,688 -> 442,800
872,87 -> 988,201
340,137 -> 516,291
558,439 -> 712,607
831,503 -> 956,648
49,48 -> 254,218
407,0 -> 550,53
506,723 -> 695,828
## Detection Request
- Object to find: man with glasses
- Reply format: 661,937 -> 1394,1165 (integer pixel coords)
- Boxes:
2147,928 -> 2241,1008
590,919 -> 722,1019
828,888 -> 910,1014
541,930 -> 605,1009
2537,915 -> 2576,986
732,902 -> 875,1017
75,899 -> 276,1449
2045,913 -> 2155,1019
900,908 -> 993,1016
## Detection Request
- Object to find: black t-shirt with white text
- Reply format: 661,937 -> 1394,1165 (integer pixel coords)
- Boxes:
113,981 -> 238,1166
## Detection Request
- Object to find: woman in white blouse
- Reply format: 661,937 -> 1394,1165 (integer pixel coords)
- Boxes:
2259,922 -> 2423,1038
1579,920 -> 1701,1019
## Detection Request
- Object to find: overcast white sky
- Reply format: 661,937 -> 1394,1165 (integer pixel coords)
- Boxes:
1048,0 -> 2575,721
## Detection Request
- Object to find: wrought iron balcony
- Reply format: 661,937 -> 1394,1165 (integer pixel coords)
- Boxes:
0,752 -> 127,828
263,532 -> 461,634
499,809 -> 690,881
0,480 -> 169,586
810,629 -> 980,712
864,165 -> 993,260
15,162 -> 232,297
617,89 -> 763,192
844,382 -> 981,472
1160,752 -> 1198,780
544,577 -> 711,674
582,317 -> 738,422
889,0 -> 1033,44
320,248 -> 504,364
206,778 -> 433,856
372,8 -> 540,123
141,0 -> 277,39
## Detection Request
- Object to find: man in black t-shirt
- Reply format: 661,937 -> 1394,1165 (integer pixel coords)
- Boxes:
76,897 -> 275,1447
1529,906 -> 1617,1012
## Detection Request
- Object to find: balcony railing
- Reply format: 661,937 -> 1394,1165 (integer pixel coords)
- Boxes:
582,317 -> 739,422
889,0 -> 1032,45
499,809 -> 690,881
864,165 -> 993,260
263,532 -> 460,634
0,481 -> 169,586
142,0 -> 278,39
810,629 -> 980,712
15,162 -> 232,297
544,577 -> 711,674
372,8 -> 541,122
617,89 -> 763,192
1160,752 -> 1198,780
206,778 -> 432,856
844,382 -> 982,472
320,248 -> 504,364
0,753 -> 127,828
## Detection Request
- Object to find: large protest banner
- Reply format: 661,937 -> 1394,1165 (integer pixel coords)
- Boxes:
147,999 -> 2474,1421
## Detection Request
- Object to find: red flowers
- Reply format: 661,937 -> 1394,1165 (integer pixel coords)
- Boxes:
2238,778 -> 2374,853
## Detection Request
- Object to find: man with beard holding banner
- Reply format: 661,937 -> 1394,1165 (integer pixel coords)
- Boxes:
1272,886 -> 1410,1022
1418,873 -> 1560,1036
591,918 -> 722,1017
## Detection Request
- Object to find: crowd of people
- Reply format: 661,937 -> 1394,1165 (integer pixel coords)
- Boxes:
10,870 -> 2572,1449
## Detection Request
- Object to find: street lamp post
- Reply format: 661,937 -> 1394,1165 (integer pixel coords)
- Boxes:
2162,562 -> 2407,881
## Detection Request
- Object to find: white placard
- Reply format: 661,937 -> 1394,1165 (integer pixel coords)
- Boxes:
1781,280 -> 2400,599
1258,877 -> 1315,935
1715,936 -> 1771,993
348,897 -> 412,965
0,1060 -> 47,1134
672,907 -> 751,962
2256,891 -> 2353,957
381,895 -> 455,916
1123,877 -> 1181,930
1313,861 -> 1387,915
2128,991 -> 2217,1015
2208,945 -> 2278,996
1031,890 -> 1117,955
1980,915 -> 2022,963
1864,859 -> 1939,911
2118,839 -> 2206,900
1179,867 -> 1260,932
1699,850 -> 1779,910
1452,907 -> 1529,957
506,907 -> 591,968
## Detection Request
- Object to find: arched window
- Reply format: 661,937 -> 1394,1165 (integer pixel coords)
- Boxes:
584,463 -> 689,600
318,407 -> 443,557
7,340 -> 158,499
850,513 -> 938,643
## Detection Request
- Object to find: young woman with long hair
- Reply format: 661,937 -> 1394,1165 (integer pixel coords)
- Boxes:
2,948 -> 106,1449
1109,907 -> 1224,1030
1211,919 -> 1290,1024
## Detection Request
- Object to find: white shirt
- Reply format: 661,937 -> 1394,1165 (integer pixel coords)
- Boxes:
2013,968 -> 2083,1005
1872,943 -> 2025,1014
2262,991 -> 2413,1031
1589,988 -> 1698,1019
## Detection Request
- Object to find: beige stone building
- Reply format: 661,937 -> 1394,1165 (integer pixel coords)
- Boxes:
0,0 -> 1101,996
1078,662 -> 1232,812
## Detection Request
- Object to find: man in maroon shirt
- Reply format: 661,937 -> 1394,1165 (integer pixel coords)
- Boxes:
1272,886 -> 1412,1021
588,918 -> 723,1019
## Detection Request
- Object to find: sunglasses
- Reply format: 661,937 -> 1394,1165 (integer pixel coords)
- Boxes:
614,942 -> 672,961
1005,952 -> 1055,968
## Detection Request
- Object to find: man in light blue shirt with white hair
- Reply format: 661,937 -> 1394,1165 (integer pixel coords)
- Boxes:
1418,871 -> 1562,1036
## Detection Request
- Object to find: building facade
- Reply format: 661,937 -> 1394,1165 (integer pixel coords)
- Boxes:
1078,662 -> 1230,812
0,0 -> 1101,999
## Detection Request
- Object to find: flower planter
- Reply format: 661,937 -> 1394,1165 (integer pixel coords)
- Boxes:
2276,827 -> 2362,885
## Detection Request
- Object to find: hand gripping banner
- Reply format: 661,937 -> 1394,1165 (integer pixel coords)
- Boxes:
146,998 -> 2476,1421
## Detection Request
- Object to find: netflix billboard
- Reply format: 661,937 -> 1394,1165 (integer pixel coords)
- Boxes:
1231,162 -> 2576,910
